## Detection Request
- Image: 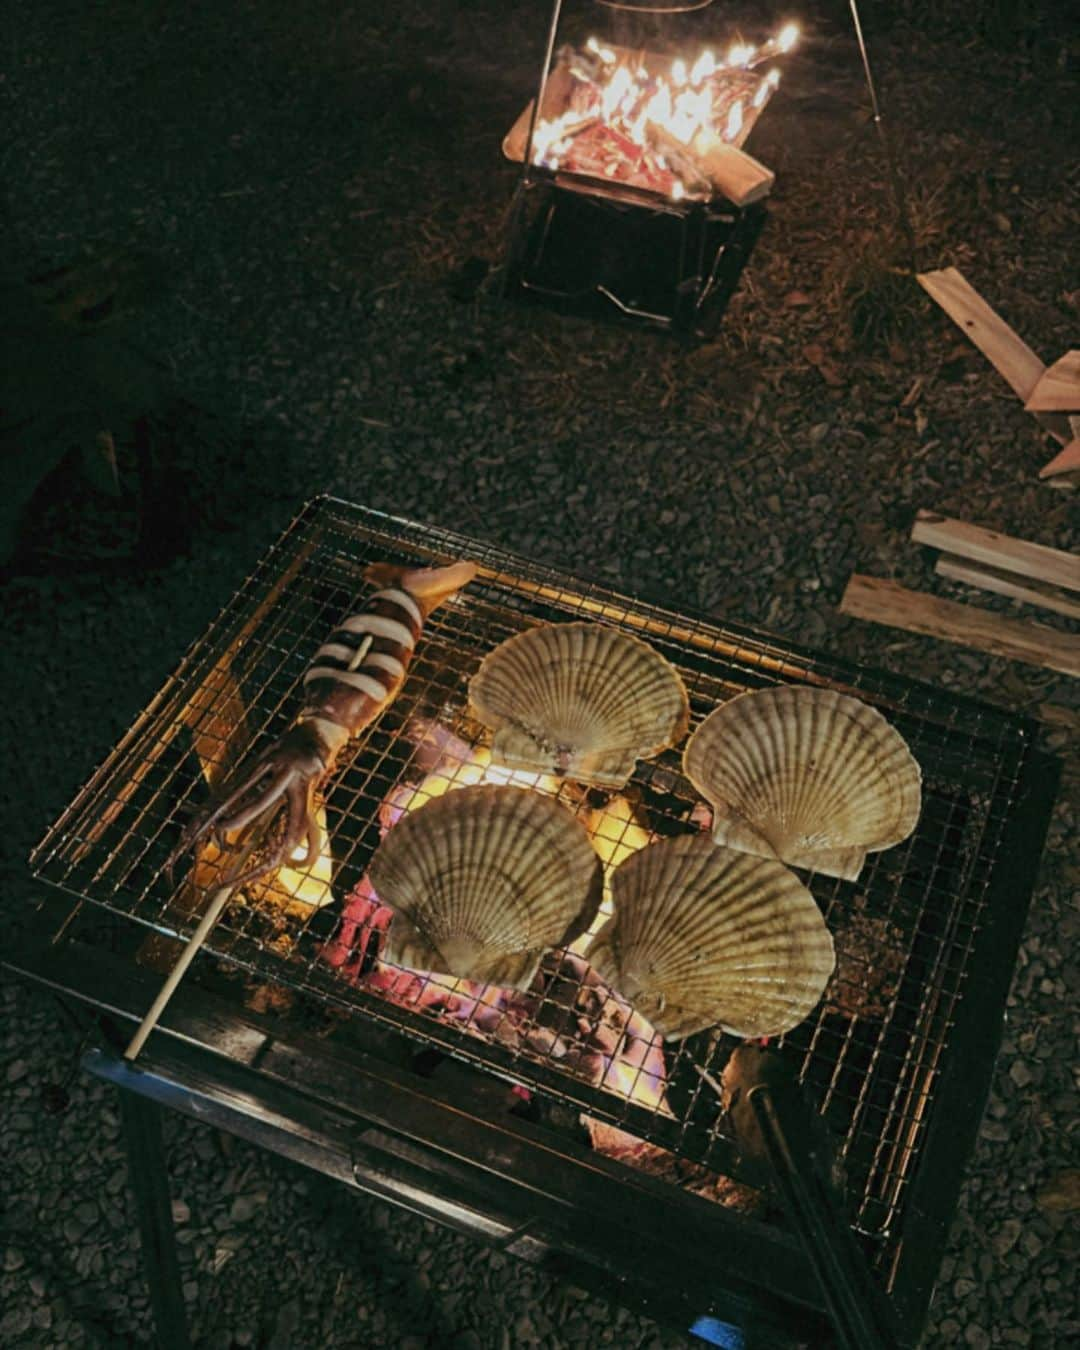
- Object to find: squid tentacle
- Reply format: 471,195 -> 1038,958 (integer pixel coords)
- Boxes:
166,728 -> 329,883
224,831 -> 295,892
297,778 -> 323,870
217,766 -> 296,838
173,747 -> 278,852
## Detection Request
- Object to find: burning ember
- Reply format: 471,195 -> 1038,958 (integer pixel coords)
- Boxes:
527,24 -> 798,200
321,721 -> 669,1114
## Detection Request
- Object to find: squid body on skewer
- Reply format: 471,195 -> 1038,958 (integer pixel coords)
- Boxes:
169,559 -> 479,889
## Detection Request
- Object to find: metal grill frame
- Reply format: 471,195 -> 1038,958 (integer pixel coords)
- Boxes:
503,173 -> 766,336
30,496 -> 1057,1335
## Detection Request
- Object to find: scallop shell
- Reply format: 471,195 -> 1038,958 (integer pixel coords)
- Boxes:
683,686 -> 922,881
368,784 -> 603,989
469,622 -> 690,789
585,834 -> 835,1040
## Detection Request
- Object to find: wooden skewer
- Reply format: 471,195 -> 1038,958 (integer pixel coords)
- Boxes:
911,510 -> 1080,595
840,575 -> 1080,678
124,886 -> 235,1061
935,556 -> 1080,622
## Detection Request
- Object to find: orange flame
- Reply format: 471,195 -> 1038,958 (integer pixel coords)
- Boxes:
533,24 -> 797,199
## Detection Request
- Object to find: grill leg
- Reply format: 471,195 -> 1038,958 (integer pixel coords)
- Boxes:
118,1089 -> 192,1350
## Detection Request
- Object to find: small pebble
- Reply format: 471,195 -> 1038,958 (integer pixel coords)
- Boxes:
994,1219 -> 1023,1257
0,1308 -> 32,1339
229,1192 -> 268,1225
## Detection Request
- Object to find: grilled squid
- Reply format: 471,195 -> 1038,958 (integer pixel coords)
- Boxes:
169,559 -> 478,889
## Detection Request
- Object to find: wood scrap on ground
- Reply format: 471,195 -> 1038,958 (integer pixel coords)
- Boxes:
1026,351 -> 1080,413
1039,439 -> 1080,481
911,510 -> 1080,594
917,267 -> 1071,447
840,575 -> 1080,678
934,557 -> 1080,622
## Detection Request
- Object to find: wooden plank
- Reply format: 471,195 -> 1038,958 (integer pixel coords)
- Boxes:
917,267 -> 1070,445
1026,350 -> 1080,412
1039,439 -> 1080,480
917,268 -> 1044,399
692,135 -> 775,207
911,510 -> 1080,594
935,555 -> 1080,621
840,575 -> 1080,678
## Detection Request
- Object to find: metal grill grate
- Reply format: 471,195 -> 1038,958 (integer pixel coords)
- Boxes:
31,496 -> 1034,1269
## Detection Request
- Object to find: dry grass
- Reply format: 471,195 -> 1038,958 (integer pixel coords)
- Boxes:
838,181 -> 960,352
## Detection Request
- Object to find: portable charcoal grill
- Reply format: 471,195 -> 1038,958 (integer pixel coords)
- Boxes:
17,496 -> 1058,1349
501,0 -> 790,335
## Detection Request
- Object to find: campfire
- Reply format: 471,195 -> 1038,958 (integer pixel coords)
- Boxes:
502,6 -> 801,334
508,24 -> 799,202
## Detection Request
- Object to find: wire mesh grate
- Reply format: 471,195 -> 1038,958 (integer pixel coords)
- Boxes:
31,496 -> 1034,1262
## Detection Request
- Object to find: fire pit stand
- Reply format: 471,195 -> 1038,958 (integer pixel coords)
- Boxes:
17,496 -> 1060,1348
500,0 -> 915,330
499,0 -> 792,334
503,172 -> 766,336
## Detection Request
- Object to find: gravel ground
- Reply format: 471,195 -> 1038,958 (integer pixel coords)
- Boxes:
2,2 -> 1077,1347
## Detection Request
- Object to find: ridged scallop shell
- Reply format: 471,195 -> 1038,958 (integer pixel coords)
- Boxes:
368,784 -> 603,989
585,834 -> 835,1040
469,622 -> 690,789
683,686 -> 922,881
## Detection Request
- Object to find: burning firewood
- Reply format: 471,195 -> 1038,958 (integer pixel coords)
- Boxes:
504,24 -> 799,204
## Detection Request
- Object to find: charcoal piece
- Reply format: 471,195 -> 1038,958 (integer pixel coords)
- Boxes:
585,1118 -> 764,1215
825,896 -> 907,1020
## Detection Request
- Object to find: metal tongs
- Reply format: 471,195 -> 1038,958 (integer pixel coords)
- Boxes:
718,1045 -> 902,1350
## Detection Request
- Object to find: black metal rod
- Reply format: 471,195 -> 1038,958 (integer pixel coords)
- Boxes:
118,1088 -> 192,1350
747,1083 -> 901,1350
848,0 -> 918,270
